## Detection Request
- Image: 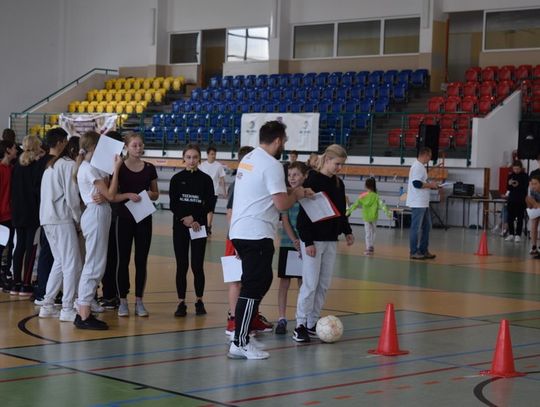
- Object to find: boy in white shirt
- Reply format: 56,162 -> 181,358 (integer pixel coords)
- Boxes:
199,146 -> 225,235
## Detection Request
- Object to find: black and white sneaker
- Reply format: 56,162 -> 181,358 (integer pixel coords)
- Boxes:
74,314 -> 109,330
307,324 -> 318,338
100,297 -> 120,310
293,324 -> 310,342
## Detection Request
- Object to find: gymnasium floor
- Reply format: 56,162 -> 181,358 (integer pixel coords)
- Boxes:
1,210 -> 540,407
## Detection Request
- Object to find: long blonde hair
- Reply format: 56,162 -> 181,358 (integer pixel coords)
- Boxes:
317,144 -> 347,172
19,135 -> 41,166
74,131 -> 100,182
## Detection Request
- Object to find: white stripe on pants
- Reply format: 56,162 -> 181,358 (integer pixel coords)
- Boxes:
78,204 -> 111,306
295,241 -> 337,328
365,221 -> 376,249
43,223 -> 82,309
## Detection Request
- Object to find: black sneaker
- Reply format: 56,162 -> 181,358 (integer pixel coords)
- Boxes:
174,301 -> 187,317
293,324 -> 310,342
9,283 -> 21,295
100,297 -> 120,310
19,285 -> 33,297
74,314 -> 109,330
275,318 -> 287,335
1,275 -> 13,293
195,299 -> 207,315
307,324 -> 318,338
423,252 -> 436,259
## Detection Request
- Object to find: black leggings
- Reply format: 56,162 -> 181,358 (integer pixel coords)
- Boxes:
507,202 -> 526,236
173,226 -> 207,299
0,221 -> 14,276
116,216 -> 152,298
12,226 -> 38,286
101,218 -> 119,300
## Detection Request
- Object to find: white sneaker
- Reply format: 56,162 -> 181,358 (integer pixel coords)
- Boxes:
34,298 -> 45,306
39,305 -> 60,318
60,308 -> 77,322
505,235 -> 515,241
118,302 -> 129,317
227,342 -> 269,360
91,299 -> 105,313
515,235 -> 521,243
135,302 -> 149,317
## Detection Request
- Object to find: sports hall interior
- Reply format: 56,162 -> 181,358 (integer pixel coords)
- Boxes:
2,0 -> 540,406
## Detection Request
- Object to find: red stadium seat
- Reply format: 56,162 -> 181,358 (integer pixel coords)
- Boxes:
455,129 -> 470,148
521,80 -> 532,97
456,114 -> 472,130
532,83 -> 540,98
428,96 -> 445,113
481,67 -> 497,82
446,82 -> 462,97
465,67 -> 481,82
496,80 -> 514,100
444,96 -> 461,113
532,97 -> 540,113
463,81 -> 479,97
461,96 -> 477,113
408,114 -> 424,129
516,65 -> 532,80
440,114 -> 457,129
478,95 -> 494,115
498,66 -> 515,81
423,114 -> 440,125
522,95 -> 532,113
387,129 -> 402,147
479,81 -> 495,97
533,65 -> 540,79
404,129 -> 418,148
439,129 -> 454,149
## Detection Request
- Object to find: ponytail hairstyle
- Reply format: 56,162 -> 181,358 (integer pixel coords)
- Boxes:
19,135 -> 42,166
317,144 -> 347,186
73,131 -> 100,182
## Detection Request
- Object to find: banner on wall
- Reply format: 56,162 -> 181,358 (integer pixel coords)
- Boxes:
240,113 -> 319,152
59,113 -> 117,138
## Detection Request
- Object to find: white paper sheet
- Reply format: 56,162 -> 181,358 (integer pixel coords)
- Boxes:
90,135 -> 124,175
124,190 -> 156,223
527,208 -> 540,219
299,192 -> 339,222
189,225 -> 207,239
0,224 -> 9,246
438,182 -> 454,188
285,250 -> 303,277
221,255 -> 242,283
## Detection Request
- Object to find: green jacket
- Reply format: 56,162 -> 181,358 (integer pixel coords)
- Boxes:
346,191 -> 391,222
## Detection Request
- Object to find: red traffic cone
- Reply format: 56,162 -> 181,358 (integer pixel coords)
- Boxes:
475,230 -> 490,256
368,304 -> 409,356
480,320 -> 525,378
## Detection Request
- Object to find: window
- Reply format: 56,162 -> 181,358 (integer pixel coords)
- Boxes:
170,32 -> 199,64
337,21 -> 381,56
294,24 -> 334,59
384,17 -> 420,54
227,27 -> 269,62
485,9 -> 540,50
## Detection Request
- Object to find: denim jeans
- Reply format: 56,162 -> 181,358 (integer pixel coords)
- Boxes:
410,207 -> 431,255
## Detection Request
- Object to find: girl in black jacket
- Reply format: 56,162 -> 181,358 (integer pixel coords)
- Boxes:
505,160 -> 529,242
169,144 -> 214,317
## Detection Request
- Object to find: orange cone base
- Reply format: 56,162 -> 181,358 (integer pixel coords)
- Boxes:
479,369 -> 525,378
475,231 -> 490,256
368,348 -> 409,356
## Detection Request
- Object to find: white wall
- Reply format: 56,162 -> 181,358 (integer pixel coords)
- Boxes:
471,90 -> 521,188
442,0 -> 540,13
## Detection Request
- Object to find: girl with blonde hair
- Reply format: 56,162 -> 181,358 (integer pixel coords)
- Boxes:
293,144 -> 354,342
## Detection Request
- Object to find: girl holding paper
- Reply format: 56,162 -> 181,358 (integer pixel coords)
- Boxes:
74,131 -> 123,330
293,144 -> 354,343
115,133 -> 158,317
169,144 -> 214,317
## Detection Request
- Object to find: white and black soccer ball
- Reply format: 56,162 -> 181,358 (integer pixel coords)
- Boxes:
316,315 -> 344,343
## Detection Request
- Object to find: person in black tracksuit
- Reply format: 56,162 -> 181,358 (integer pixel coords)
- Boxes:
169,144 -> 214,317
506,160 -> 529,240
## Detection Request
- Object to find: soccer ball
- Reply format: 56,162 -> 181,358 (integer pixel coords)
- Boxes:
315,315 -> 343,343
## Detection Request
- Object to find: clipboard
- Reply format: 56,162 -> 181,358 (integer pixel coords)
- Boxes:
299,191 -> 341,222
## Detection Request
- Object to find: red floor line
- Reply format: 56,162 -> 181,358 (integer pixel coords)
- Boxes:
88,322 -> 490,372
0,370 -> 74,383
227,366 -> 458,403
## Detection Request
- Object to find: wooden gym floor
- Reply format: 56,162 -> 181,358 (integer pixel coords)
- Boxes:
1,210 -> 540,406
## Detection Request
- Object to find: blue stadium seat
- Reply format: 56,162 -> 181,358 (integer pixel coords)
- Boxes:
328,72 -> 342,87
374,97 -> 389,113
303,101 -> 317,112
165,127 -> 177,144
245,75 -> 256,88
354,113 -> 371,130
295,87 -> 307,100
378,84 -> 392,99
322,86 -> 335,100
368,71 -> 383,85
224,89 -> 234,101
235,89 -> 246,101
330,101 -> 344,114
291,73 -> 304,87
255,75 -> 268,88
303,74 -> 315,87
163,114 -> 173,127
209,77 -> 220,88
350,86 -> 364,100
191,88 -> 202,101
359,98 -> 373,113
411,69 -> 429,87
364,85 -> 378,99
239,102 -> 250,114
308,87 -> 322,101
393,83 -> 408,103
270,88 -> 282,101
201,89 -> 211,101
315,72 -> 329,87
398,69 -> 412,84
289,102 -> 303,113
283,88 -> 295,101
258,88 -> 270,101
336,86 -> 349,100
318,100 -> 331,113
232,76 -> 244,88
211,89 -> 223,101
279,74 -> 291,88
251,102 -> 262,112
383,70 -> 398,84
152,114 -> 162,127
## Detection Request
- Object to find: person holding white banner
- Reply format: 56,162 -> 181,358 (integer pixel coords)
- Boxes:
169,144 -> 214,318
294,144 -> 354,343
115,133 -> 159,318
74,131 -> 123,330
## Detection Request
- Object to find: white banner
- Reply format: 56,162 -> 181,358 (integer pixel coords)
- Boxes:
241,113 -> 319,152
59,113 -> 117,138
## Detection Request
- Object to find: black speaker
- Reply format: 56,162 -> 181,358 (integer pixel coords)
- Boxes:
518,121 -> 540,160
418,124 -> 440,162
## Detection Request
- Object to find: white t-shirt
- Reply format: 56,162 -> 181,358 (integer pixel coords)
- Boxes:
406,159 -> 430,208
199,160 -> 226,196
229,147 -> 287,240
77,161 -> 109,205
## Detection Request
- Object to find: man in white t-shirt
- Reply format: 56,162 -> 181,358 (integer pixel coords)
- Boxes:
228,121 -> 313,360
406,147 -> 439,260
199,146 -> 226,235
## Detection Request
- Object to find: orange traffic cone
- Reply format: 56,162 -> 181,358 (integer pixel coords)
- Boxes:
475,230 -> 490,256
368,303 -> 409,356
480,320 -> 525,378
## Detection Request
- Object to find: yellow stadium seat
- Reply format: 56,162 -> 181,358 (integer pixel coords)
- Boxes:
163,79 -> 172,90
68,102 -> 77,113
105,91 -> 114,102
87,104 -> 96,113
135,103 -> 144,114
87,90 -> 97,102
115,104 -> 124,114
115,90 -> 125,102
172,78 -> 182,91
154,92 -> 163,103
140,100 -> 148,109
105,79 -> 114,90
132,80 -> 142,90
125,104 -> 134,114
144,91 -> 153,102
106,103 -> 115,114
142,79 -> 152,90
133,91 -> 143,102
78,104 -> 86,113
80,101 -> 89,108
49,115 -> 58,125
124,78 -> 134,90
95,92 -> 104,102
96,104 -> 105,113
124,91 -> 133,102
115,78 -> 125,90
